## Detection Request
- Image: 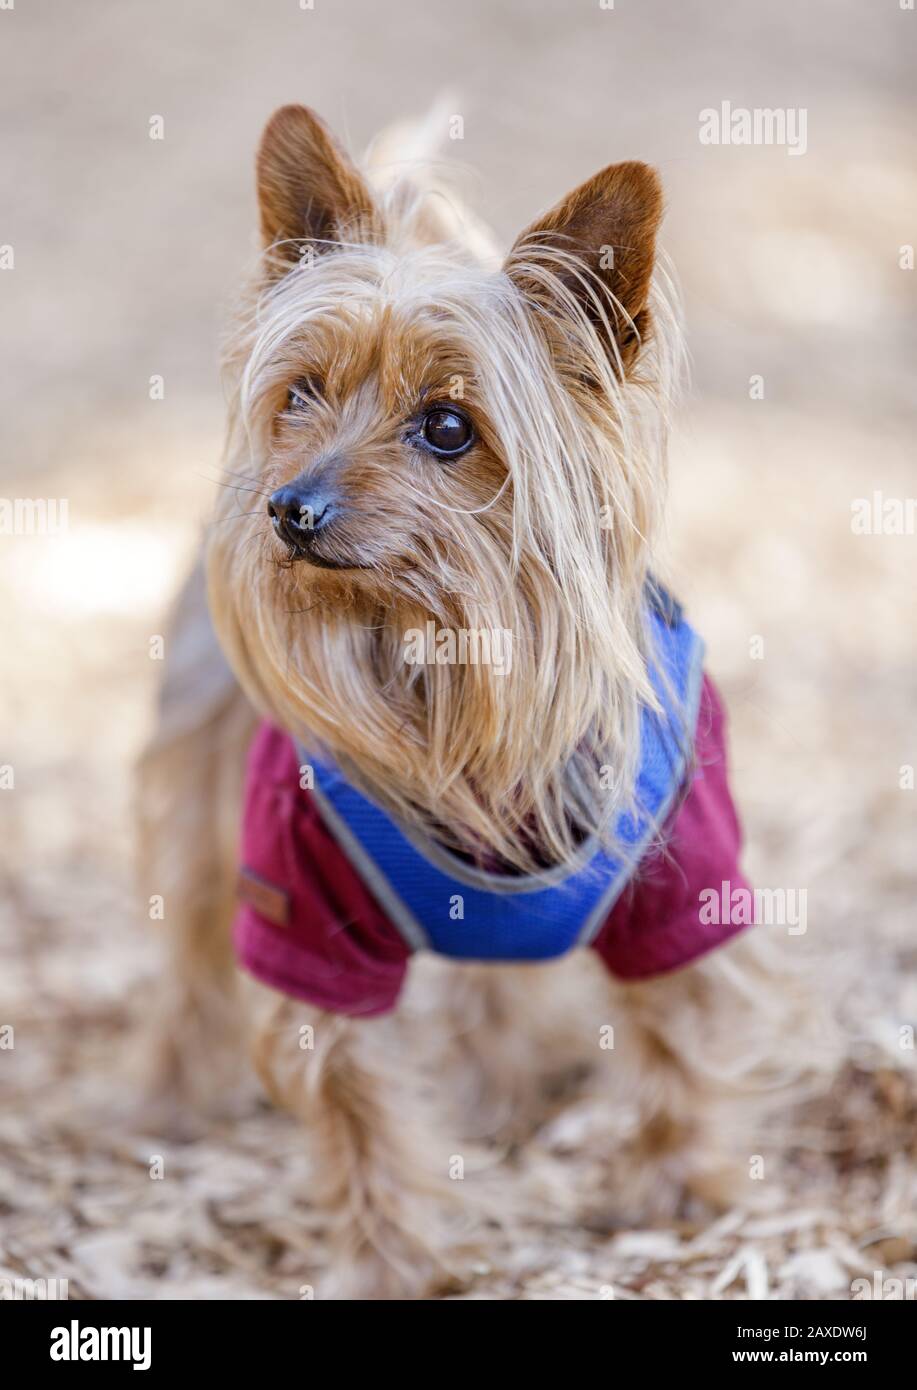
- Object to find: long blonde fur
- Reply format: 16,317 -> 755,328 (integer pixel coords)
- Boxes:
207,157 -> 685,873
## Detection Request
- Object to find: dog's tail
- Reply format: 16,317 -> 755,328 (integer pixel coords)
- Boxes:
364,91 -> 459,177
134,556 -> 257,1119
363,95 -> 500,266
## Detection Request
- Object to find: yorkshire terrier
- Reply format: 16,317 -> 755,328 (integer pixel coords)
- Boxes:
139,105 -> 826,1299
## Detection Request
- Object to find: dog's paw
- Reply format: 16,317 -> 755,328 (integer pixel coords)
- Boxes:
321,1222 -> 461,1300
684,1156 -> 780,1213
589,1142 -> 778,1230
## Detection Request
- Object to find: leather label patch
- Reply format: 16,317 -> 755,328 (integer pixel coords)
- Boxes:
237,868 -> 289,927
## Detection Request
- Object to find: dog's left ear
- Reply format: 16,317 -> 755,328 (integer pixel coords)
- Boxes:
505,162 -> 663,372
256,104 -> 379,271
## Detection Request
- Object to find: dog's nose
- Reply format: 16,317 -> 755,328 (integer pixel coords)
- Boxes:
268,480 -> 336,553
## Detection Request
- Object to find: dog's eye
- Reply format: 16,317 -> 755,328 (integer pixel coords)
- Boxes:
420,407 -> 474,458
286,377 -> 321,411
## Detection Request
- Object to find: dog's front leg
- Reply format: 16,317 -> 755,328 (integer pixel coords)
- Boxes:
594,933 -> 834,1222
247,981 -> 460,1299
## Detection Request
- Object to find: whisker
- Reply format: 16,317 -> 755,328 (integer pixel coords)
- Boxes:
209,479 -> 271,500
207,509 -> 265,526
197,464 -> 271,497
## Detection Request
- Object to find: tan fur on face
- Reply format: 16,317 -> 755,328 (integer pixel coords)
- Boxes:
207,106 -> 684,873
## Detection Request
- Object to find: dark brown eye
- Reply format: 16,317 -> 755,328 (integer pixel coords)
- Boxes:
287,376 -> 321,411
420,406 -> 473,458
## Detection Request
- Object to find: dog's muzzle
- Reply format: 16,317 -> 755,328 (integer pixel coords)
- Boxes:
268,478 -> 338,560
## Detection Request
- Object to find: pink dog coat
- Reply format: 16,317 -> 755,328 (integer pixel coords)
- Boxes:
234,662 -> 751,1017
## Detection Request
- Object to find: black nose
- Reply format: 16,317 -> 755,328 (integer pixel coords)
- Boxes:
268,480 -> 336,553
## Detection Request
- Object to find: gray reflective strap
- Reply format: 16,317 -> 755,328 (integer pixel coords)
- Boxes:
576,631 -> 707,947
306,775 -> 430,953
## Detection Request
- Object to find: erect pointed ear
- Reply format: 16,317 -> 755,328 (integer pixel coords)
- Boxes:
256,105 -> 378,270
505,161 -> 663,372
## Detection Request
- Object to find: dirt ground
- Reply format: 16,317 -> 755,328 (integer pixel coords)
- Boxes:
1,0 -> 915,1300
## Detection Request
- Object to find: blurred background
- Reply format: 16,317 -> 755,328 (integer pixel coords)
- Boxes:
1,0 -> 914,1299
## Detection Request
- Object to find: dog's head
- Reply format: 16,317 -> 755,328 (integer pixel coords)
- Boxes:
209,105 -> 679,870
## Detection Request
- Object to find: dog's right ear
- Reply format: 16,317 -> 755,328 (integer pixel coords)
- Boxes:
256,105 -> 378,271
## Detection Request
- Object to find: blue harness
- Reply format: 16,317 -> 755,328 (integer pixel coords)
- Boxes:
307,594 -> 704,963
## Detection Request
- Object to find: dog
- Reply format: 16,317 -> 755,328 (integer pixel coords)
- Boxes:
138,105 -> 827,1299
